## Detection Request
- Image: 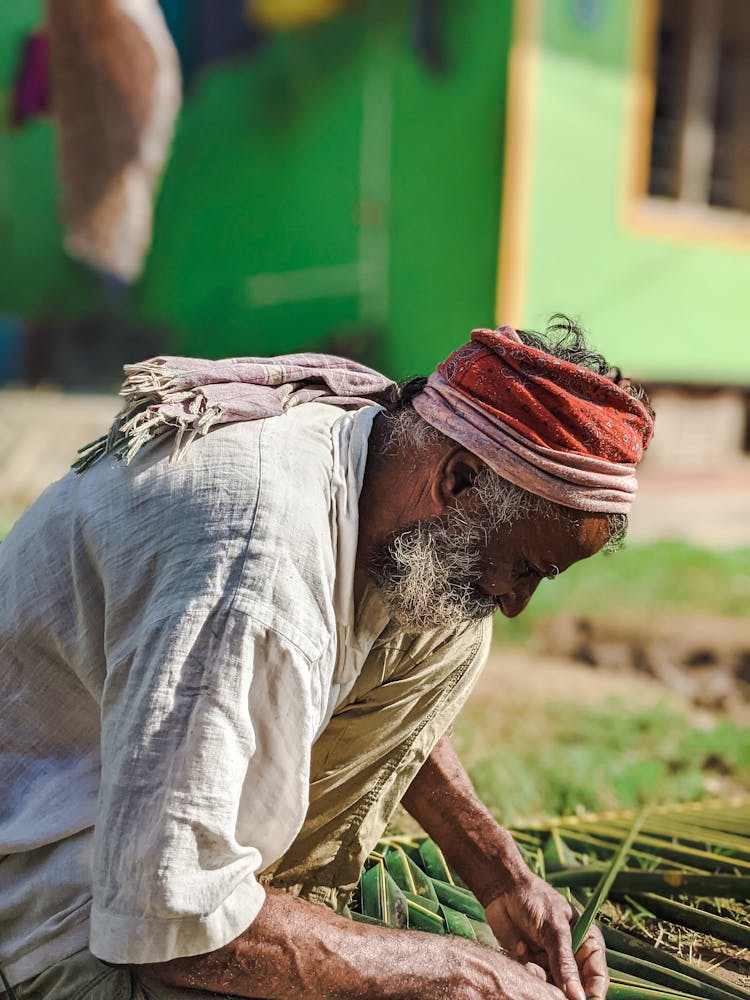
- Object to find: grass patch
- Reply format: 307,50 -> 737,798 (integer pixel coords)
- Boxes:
494,541 -> 750,645
454,697 -> 750,825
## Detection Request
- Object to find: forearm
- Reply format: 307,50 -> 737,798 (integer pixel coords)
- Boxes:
132,887 -> 499,1000
401,735 -> 529,906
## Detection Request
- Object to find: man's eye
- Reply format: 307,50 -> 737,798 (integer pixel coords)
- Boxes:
519,565 -> 541,580
520,564 -> 559,581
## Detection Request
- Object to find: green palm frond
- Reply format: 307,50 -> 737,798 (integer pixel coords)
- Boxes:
572,807 -> 648,951
351,797 -> 750,999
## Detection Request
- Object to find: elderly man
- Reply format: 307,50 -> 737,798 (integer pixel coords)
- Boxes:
0,320 -> 653,1000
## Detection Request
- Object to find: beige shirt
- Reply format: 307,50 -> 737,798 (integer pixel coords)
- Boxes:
0,402 -> 386,980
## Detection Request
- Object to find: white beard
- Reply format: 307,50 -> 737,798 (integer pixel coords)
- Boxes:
371,509 -> 497,630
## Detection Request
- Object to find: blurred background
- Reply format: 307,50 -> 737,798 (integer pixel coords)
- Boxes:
0,1 -> 748,826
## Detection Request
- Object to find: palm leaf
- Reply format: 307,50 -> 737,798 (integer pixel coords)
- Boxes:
351,797 -> 750,997
547,870 -> 750,898
626,892 -> 750,947
571,807 -> 648,952
601,924 -> 750,1000
605,948 -> 742,1000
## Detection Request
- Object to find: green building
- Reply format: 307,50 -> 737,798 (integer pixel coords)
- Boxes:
1,0 -> 748,394
498,0 -> 749,388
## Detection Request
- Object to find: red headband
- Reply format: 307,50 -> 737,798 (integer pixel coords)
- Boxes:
413,327 -> 654,513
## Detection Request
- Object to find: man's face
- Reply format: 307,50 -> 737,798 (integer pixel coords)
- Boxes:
371,504 -> 610,630
474,510 -> 610,618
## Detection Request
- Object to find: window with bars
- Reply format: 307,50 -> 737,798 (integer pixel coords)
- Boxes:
648,0 -> 749,214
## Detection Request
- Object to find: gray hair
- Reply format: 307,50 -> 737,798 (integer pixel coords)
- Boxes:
379,406 -> 627,552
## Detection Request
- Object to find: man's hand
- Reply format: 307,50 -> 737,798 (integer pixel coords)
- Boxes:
485,871 -> 609,1000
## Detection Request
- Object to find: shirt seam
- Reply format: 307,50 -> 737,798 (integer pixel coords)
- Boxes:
104,595 -> 317,677
225,417 -> 265,617
221,414 -> 330,662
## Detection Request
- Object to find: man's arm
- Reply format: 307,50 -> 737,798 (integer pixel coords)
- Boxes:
134,887 -> 568,1000
401,734 -> 528,905
401,735 -> 609,1000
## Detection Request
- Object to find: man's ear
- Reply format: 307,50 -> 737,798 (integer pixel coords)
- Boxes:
434,449 -> 486,508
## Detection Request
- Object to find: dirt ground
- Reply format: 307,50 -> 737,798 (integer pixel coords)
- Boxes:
462,644 -> 731,740
533,610 -> 750,723
0,389 -> 118,523
472,646 -> 690,709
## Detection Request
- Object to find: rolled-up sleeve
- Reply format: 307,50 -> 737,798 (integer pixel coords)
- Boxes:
89,604 -> 317,965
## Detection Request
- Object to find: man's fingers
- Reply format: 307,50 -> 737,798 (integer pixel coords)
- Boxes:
563,979 -> 586,1000
578,969 -> 609,1000
575,926 -> 610,1000
542,921 -> 585,1000
486,887 -> 600,1000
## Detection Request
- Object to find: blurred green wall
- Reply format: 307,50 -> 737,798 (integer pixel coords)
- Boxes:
0,1 -> 512,379
3,1 -> 748,385
516,0 -> 749,383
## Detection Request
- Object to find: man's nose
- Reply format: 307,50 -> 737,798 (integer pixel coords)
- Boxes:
500,577 -> 541,618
